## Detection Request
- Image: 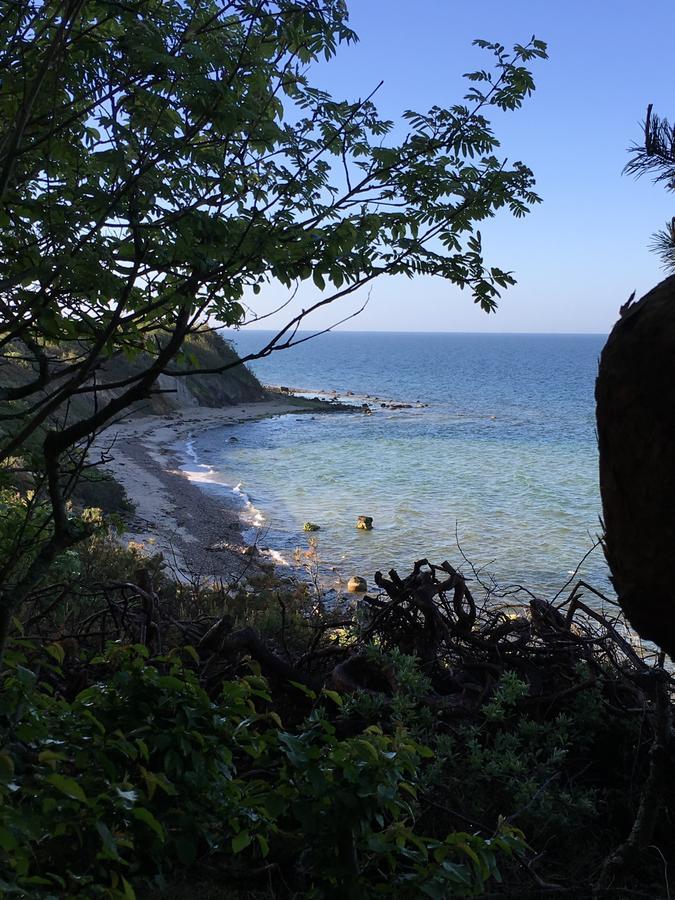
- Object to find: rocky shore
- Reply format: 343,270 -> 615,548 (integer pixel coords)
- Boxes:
94,398 -> 353,584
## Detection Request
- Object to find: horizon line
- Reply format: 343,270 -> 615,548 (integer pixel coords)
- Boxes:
224,327 -> 609,337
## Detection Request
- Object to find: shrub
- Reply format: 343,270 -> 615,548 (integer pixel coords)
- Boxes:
0,644 -> 523,898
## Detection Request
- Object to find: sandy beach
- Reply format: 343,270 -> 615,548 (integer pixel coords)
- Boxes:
93,398 -> 340,585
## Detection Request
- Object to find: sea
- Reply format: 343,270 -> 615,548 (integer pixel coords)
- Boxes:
181,330 -> 612,602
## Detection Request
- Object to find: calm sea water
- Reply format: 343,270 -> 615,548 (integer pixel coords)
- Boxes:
183,331 -> 611,600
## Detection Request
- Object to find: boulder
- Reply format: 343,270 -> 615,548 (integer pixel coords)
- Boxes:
347,575 -> 367,593
356,515 -> 373,530
596,274 -> 675,657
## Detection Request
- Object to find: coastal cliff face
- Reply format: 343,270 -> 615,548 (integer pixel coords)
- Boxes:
0,330 -> 266,425
141,331 -> 266,412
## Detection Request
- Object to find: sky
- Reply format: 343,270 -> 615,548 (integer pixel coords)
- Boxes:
243,0 -> 675,335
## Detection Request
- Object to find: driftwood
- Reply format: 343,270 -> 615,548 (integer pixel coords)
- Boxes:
219,626 -> 322,692
330,654 -> 396,695
23,556 -> 665,715
21,553 -> 675,893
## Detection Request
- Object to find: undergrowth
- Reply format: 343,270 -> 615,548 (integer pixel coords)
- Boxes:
1,522 -> 673,898
0,641 -> 523,899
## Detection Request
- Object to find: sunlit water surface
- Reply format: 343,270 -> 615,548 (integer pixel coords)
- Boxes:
180,331 -> 610,600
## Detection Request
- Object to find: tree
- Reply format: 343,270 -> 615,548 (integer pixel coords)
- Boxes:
0,0 -> 546,657
625,103 -> 675,271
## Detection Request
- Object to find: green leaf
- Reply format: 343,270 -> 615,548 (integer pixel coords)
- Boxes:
45,643 -> 65,664
37,749 -> 67,766
96,821 -> 120,859
157,675 -> 186,691
256,834 -> 269,858
0,828 -> 18,851
15,665 -> 36,688
45,774 -> 87,803
0,752 -> 15,782
121,875 -> 136,899
232,830 -> 252,853
289,681 -> 317,699
355,738 -> 380,763
183,645 -> 200,664
416,743 -> 435,759
322,689 -> 343,707
132,807 -> 165,841
312,269 -> 326,290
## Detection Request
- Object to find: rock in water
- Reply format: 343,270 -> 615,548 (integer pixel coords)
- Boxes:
596,274 -> 675,657
356,515 -> 373,530
347,576 -> 367,592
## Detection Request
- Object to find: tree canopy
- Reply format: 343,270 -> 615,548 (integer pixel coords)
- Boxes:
0,0 -> 546,650
625,103 -> 675,271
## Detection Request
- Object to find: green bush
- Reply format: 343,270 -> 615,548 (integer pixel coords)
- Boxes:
0,644 -> 523,898
0,642 -> 278,897
343,650 -> 646,883
272,706 -> 523,898
71,471 -> 134,518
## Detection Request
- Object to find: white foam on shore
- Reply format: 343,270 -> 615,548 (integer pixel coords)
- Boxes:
266,548 -> 289,567
181,428 -> 329,577
232,482 -> 266,528
182,464 -> 224,485
183,437 -> 227,484
182,435 -> 268,533
185,437 -> 198,461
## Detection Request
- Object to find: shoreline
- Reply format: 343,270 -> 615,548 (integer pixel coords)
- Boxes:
95,388 -> 612,605
94,397 -> 353,585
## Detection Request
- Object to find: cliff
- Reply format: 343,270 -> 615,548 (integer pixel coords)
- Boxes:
0,330 -> 267,427
125,330 -> 267,413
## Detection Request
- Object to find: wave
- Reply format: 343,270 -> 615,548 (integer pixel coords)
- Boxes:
182,434 -> 267,531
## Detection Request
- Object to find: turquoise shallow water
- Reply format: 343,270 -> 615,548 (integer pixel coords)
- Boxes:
183,331 -> 610,599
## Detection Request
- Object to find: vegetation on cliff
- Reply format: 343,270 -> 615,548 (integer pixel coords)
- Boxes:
0,330 -> 265,426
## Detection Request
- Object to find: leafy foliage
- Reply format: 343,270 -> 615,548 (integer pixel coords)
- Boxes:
2,529 -> 672,896
344,647 -> 658,885
0,642 -> 524,898
0,0 -> 546,655
625,103 -> 675,270
0,6 -> 555,895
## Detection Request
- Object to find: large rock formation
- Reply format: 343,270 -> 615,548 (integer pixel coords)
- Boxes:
0,330 -> 267,428
596,275 -> 675,657
129,331 -> 266,412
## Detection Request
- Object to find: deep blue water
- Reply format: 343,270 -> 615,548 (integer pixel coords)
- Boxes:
184,331 -> 611,600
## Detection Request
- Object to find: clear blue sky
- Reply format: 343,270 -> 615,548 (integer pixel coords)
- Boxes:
244,0 -> 675,335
